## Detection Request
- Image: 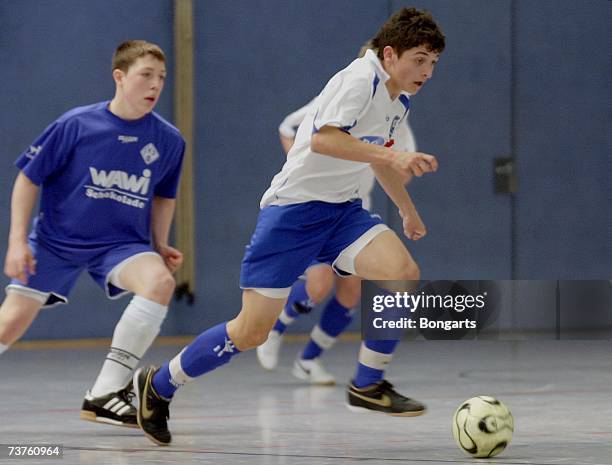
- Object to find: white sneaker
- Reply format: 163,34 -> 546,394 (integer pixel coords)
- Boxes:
292,358 -> 336,386
257,330 -> 283,370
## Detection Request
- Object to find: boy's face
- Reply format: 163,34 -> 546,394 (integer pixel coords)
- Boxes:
384,45 -> 439,95
117,55 -> 166,115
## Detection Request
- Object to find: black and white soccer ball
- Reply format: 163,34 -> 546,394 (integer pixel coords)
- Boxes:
452,396 -> 514,458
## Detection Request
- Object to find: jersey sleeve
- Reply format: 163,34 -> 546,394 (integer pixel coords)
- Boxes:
14,120 -> 74,185
312,71 -> 372,133
154,138 -> 186,198
278,99 -> 316,138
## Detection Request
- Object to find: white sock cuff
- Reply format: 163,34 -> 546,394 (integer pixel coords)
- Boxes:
169,348 -> 195,387
310,325 -> 336,349
0,343 -> 8,355
358,343 -> 393,370
278,308 -> 295,326
127,295 -> 168,326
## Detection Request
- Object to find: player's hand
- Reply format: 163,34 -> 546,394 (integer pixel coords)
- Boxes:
4,240 -> 36,283
391,152 -> 438,178
157,245 -> 183,273
400,210 -> 427,241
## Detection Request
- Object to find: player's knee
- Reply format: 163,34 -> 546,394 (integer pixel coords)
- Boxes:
401,261 -> 420,281
158,273 -> 176,295
387,257 -> 420,281
308,281 -> 333,304
336,282 -> 361,308
141,270 -> 176,302
307,269 -> 335,303
230,325 -> 269,351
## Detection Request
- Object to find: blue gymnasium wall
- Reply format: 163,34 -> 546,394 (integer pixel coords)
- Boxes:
390,0 -> 513,279
513,0 -> 611,278
0,1 -> 609,340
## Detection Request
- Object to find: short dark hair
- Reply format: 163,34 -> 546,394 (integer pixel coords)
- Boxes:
112,40 -> 165,73
372,7 -> 445,60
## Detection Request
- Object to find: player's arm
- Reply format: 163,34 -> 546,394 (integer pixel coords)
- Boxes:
4,172 -> 39,281
371,164 -> 427,241
279,134 -> 294,154
279,100 -> 314,155
311,126 -> 437,178
398,121 -> 418,185
151,196 -> 183,273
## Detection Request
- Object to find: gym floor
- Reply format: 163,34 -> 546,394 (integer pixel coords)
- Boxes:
1,339 -> 610,464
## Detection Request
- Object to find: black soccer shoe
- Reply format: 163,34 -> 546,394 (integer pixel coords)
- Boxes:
347,379 -> 426,417
80,382 -> 138,428
134,365 -> 172,446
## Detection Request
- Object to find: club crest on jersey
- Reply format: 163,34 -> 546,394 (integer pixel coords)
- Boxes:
359,136 -> 385,145
140,143 -> 159,165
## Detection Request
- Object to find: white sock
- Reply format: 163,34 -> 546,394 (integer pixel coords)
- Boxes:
278,308 -> 296,326
358,342 -> 394,370
0,343 -> 8,355
90,296 -> 168,397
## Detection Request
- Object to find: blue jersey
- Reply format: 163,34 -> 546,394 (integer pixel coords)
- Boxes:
15,101 -> 185,255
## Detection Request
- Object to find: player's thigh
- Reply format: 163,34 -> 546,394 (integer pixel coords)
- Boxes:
335,275 -> 362,308
118,253 -> 175,297
227,289 -> 287,350
354,230 -> 419,281
305,264 -> 335,302
8,238 -> 82,307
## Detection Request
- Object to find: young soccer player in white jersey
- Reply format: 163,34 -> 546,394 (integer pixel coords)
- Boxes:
0,41 -> 185,428
134,7 -> 445,446
257,90 -> 419,385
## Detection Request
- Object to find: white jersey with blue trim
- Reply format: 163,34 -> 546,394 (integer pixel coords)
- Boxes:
15,101 -> 185,254
278,97 -> 416,211
262,49 -> 412,208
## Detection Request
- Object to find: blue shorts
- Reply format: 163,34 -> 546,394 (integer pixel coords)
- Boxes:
240,200 -> 385,290
7,237 -> 157,307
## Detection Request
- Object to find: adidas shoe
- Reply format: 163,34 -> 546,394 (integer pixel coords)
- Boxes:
134,365 -> 172,446
80,383 -> 138,428
256,330 -> 284,370
347,380 -> 426,416
292,358 -> 336,385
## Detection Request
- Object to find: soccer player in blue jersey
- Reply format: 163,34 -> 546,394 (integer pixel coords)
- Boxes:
0,41 -> 185,428
134,8 -> 445,446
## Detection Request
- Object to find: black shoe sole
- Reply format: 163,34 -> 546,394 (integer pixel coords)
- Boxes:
346,402 -> 426,417
80,410 -> 139,428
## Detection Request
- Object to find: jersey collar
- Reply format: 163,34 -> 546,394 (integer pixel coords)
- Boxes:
363,49 -> 411,99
